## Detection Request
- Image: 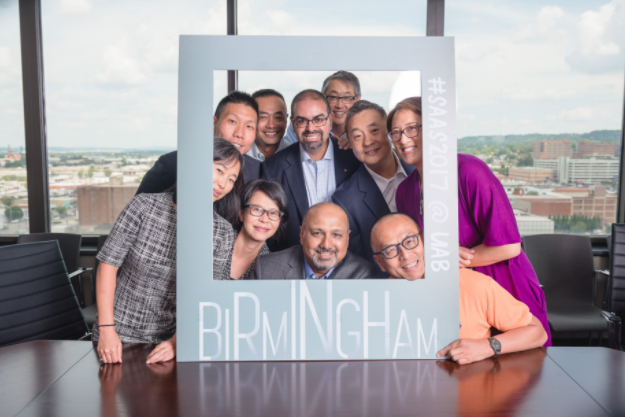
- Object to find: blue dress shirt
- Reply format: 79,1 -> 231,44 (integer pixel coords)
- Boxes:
300,141 -> 336,207
304,258 -> 335,280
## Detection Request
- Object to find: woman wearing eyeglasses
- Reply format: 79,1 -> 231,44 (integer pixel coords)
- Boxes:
389,97 -> 551,346
218,179 -> 289,280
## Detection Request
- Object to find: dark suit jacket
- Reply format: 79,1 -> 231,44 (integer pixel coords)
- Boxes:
136,150 -> 260,195
261,139 -> 361,251
252,245 -> 377,280
331,159 -> 415,277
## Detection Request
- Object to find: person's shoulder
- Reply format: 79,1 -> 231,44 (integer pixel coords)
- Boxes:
157,150 -> 177,166
332,167 -> 362,199
244,153 -> 261,167
263,142 -> 298,171
457,153 -> 494,180
343,250 -> 375,269
258,245 -> 299,266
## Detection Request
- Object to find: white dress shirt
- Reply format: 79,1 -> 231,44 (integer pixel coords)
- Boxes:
364,152 -> 407,212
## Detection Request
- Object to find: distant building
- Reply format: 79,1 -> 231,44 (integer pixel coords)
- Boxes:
574,141 -> 616,159
507,167 -> 555,183
513,209 -> 555,236
534,157 -> 619,183
552,185 -> 617,225
76,176 -> 138,227
509,194 -> 572,217
532,139 -> 572,160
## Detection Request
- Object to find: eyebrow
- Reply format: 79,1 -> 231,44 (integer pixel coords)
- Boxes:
259,111 -> 286,116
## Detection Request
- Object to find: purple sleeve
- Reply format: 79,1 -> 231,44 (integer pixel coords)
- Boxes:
459,156 -> 521,247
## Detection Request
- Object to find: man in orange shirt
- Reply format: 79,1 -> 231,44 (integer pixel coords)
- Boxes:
369,213 -> 547,365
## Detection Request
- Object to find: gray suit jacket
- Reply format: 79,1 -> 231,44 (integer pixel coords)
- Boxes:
252,245 -> 378,280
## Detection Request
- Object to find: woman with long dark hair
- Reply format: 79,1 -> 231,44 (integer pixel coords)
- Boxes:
389,97 -> 551,346
217,179 -> 288,280
94,137 -> 243,364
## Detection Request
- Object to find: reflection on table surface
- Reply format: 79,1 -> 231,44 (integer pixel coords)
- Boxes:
7,342 -> 618,417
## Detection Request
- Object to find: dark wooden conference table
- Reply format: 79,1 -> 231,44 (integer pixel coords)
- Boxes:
1,341 -> 625,417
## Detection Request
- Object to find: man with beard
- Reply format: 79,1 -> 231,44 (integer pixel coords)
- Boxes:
262,89 -> 361,251
252,202 -> 376,280
136,91 -> 261,195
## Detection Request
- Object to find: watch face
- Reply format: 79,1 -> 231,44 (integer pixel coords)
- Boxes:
489,337 -> 501,356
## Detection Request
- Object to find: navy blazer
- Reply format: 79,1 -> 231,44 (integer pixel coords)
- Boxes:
261,139 -> 362,251
331,159 -> 415,277
136,150 -> 260,195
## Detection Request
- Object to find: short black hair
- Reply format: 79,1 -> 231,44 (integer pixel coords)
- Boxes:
345,100 -> 387,140
213,136 -> 245,226
214,91 -> 259,121
290,89 -> 331,117
237,179 -> 289,241
252,88 -> 286,105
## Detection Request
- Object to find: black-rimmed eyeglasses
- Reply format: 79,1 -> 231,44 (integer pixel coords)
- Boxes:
387,124 -> 422,142
326,95 -> 357,104
373,233 -> 420,259
292,116 -> 329,129
245,204 -> 284,221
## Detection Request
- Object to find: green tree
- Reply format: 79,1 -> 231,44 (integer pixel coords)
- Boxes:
1,196 -> 12,207
78,170 -> 85,179
526,190 -> 539,196
55,206 -> 67,218
5,205 -> 23,221
87,166 -> 94,178
104,169 -> 112,177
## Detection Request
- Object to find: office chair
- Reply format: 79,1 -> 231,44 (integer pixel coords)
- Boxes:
17,233 -> 94,308
81,235 -> 109,327
0,241 -> 90,347
605,225 -> 625,351
524,234 -> 617,345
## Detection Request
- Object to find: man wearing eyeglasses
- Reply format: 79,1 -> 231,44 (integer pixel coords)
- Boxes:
331,100 -> 414,277
369,213 -> 548,365
253,202 -> 376,280
283,71 -> 362,150
262,89 -> 361,251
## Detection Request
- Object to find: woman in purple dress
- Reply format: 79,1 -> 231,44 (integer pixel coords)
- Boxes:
389,97 -> 551,346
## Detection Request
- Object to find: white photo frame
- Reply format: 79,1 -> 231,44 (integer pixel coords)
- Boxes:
177,35 -> 459,361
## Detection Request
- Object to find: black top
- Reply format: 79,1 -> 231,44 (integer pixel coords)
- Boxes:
136,150 -> 261,195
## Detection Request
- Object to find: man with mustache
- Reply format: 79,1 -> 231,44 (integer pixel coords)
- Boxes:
262,89 -> 361,251
369,213 -> 548,365
246,89 -> 291,162
136,91 -> 261,195
332,100 -> 415,277
253,202 -> 376,280
283,71 -> 362,151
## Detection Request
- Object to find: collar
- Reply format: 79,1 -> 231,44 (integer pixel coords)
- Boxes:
303,257 -> 335,280
299,137 -> 334,163
247,138 -> 290,162
365,151 -> 407,183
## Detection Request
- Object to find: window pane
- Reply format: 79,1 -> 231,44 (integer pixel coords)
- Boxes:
0,0 -> 28,235
41,0 -> 226,234
447,1 -> 625,236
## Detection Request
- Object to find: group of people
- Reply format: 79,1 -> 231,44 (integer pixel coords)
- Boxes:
94,71 -> 550,365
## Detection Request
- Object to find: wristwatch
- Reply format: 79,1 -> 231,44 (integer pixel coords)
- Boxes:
488,337 -> 501,357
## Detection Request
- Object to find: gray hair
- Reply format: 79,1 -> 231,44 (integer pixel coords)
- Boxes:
321,71 -> 361,97
345,100 -> 387,138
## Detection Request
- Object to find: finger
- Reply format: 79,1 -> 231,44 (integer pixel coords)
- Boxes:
147,345 -> 162,360
147,348 -> 171,364
115,345 -> 123,363
437,343 -> 453,358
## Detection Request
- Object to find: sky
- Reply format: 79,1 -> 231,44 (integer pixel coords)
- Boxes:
0,0 -> 624,149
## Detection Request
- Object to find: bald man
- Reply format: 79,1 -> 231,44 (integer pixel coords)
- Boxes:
253,202 -> 377,280
370,213 -> 547,365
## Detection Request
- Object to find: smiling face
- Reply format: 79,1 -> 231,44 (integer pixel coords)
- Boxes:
255,96 -> 288,147
324,79 -> 360,127
214,103 -> 258,154
300,203 -> 350,277
212,159 -> 241,203
292,97 -> 332,153
239,190 -> 280,242
391,108 -> 423,168
347,109 -> 392,166
371,215 -> 424,280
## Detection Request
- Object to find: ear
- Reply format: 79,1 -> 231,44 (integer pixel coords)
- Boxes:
373,254 -> 387,273
239,209 -> 244,223
299,226 -> 304,245
213,115 -> 218,134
